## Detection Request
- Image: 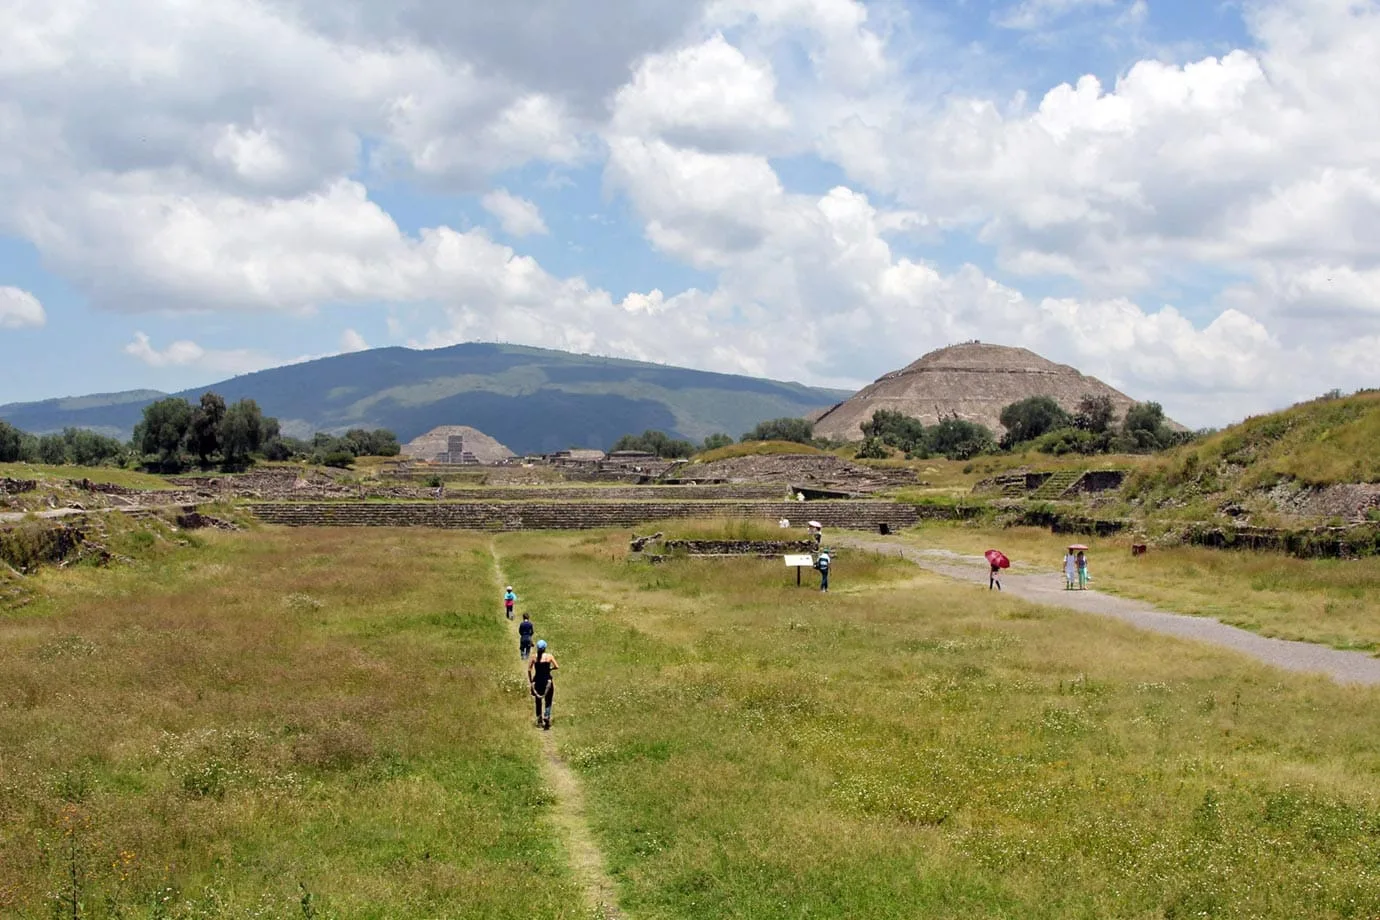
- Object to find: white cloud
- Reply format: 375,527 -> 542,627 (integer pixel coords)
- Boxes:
611,33 -> 791,150
1,0 -> 1377,429
481,189 -> 549,237
340,328 -> 368,352
123,331 -> 280,374
0,286 -> 45,328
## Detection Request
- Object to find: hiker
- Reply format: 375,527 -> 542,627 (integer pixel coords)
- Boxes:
816,548 -> 831,593
528,639 -> 558,729
504,585 -> 517,620
518,613 -> 534,660
1063,550 -> 1077,590
1076,550 -> 1089,590
989,561 -> 1002,591
809,521 -> 823,549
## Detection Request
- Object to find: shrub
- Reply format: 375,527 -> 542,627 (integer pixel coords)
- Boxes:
741,417 -> 814,444
999,396 -> 1072,449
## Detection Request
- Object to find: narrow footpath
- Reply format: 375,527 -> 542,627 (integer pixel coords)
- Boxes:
839,537 -> 1380,687
489,545 -> 623,919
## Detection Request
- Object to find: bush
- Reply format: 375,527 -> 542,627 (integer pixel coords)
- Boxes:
860,409 -> 926,454
741,417 -> 814,444
611,430 -> 695,459
999,396 -> 1072,449
925,418 -> 996,461
321,451 -> 354,469
855,437 -> 890,460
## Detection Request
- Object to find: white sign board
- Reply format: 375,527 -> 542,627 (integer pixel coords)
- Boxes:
783,554 -> 815,567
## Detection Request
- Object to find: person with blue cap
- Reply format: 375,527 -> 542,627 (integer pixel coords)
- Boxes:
527,639 -> 559,730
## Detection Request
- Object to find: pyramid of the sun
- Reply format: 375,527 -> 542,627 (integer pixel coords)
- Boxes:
812,342 -> 1160,441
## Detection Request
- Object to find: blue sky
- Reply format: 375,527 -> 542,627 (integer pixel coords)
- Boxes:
2,0 -> 1377,428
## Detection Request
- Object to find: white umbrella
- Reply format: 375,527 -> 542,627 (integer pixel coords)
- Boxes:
808,520 -> 822,528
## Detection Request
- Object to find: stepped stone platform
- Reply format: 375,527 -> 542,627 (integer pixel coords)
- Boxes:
424,484 -> 790,502
250,500 -> 920,532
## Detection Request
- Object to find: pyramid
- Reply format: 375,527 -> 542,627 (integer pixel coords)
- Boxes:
399,426 -> 515,463
812,342 -> 1160,442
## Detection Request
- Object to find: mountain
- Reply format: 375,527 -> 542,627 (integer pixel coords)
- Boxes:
0,343 -> 851,455
812,342 -> 1162,441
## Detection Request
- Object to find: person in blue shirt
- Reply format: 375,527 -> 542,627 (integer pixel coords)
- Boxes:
503,586 -> 516,620
518,613 -> 534,660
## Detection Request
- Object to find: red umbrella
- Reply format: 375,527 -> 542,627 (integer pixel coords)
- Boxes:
985,549 -> 1010,569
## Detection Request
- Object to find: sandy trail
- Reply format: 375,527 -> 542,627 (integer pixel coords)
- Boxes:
839,537 -> 1380,687
490,545 -> 623,919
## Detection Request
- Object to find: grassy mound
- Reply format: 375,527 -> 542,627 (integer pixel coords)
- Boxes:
1129,391 -> 1380,502
692,440 -> 824,463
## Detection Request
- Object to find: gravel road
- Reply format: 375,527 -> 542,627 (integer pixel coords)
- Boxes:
841,537 -> 1380,687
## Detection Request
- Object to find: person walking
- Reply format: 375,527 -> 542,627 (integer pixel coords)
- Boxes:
1076,550 -> 1089,590
1063,550 -> 1077,590
816,548 -> 831,593
528,639 -> 558,729
503,585 -> 517,620
989,561 -> 1002,591
518,613 -> 534,660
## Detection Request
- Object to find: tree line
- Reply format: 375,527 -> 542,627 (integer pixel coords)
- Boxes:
609,394 -> 1196,463
0,392 -> 399,471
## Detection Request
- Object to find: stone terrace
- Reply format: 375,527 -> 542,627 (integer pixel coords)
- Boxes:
250,500 -> 920,532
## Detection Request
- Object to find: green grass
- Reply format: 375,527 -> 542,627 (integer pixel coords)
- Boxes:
498,531 -> 1380,919
0,462 -> 175,490
1130,390 -> 1380,497
0,528 -> 583,919
904,523 -> 1380,653
692,441 -> 824,463
7,524 -> 1380,918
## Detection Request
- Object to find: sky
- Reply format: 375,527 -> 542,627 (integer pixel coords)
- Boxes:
0,0 -> 1375,429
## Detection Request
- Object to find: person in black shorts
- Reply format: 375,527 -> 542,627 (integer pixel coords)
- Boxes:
518,613 -> 534,660
528,639 -> 558,730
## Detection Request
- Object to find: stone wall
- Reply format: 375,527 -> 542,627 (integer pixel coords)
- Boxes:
659,539 -> 817,555
250,500 -> 921,532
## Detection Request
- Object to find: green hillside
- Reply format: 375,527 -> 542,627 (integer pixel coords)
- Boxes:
1126,390 -> 1380,510
0,344 -> 849,455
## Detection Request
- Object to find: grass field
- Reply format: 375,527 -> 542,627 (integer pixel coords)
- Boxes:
5,525 -> 1380,918
500,531 -> 1380,919
906,524 -> 1380,653
0,462 -> 175,491
0,528 -> 582,919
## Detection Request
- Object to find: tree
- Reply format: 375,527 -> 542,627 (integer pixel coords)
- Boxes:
611,429 -> 695,459
925,417 -> 996,461
860,409 -> 927,454
64,428 -> 124,466
1073,394 -> 1116,434
741,417 -> 814,444
1122,401 -> 1175,451
37,433 -> 68,465
220,399 -> 265,469
136,397 -> 195,469
855,437 -> 890,460
701,433 -> 734,452
188,392 -> 227,466
0,420 -> 21,462
999,396 -> 1072,449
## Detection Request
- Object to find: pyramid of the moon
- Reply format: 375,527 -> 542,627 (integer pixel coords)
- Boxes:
812,342 -> 1158,441
400,426 -> 515,463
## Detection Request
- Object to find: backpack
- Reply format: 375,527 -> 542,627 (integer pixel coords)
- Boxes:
817,552 -> 830,570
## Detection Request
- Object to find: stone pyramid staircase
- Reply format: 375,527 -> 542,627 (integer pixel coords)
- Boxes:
1028,470 -> 1084,501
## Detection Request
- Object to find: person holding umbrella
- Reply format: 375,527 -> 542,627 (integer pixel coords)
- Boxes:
985,549 -> 1009,590
1063,547 -> 1078,590
1075,548 -> 1090,590
808,521 -> 823,549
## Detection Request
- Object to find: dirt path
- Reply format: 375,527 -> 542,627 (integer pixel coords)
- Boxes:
840,537 -> 1380,687
489,545 -> 623,919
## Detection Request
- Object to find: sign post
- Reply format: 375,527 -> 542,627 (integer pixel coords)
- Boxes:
783,553 -> 815,587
